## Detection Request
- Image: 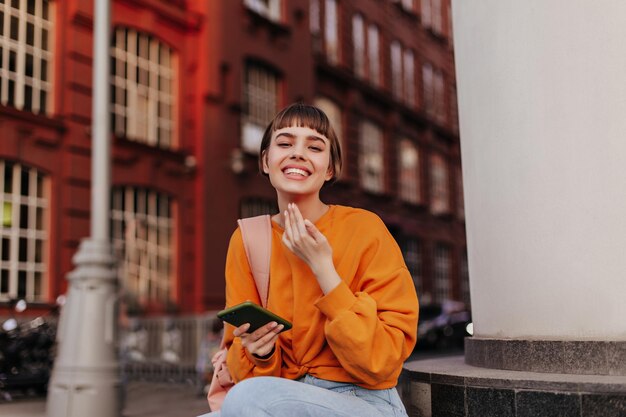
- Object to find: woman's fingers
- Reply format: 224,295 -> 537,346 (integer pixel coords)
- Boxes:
284,209 -> 296,242
290,204 -> 309,238
232,323 -> 250,337
238,321 -> 284,356
287,205 -> 302,241
251,324 -> 284,347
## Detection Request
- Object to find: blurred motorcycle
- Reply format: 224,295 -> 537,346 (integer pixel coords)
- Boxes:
0,299 -> 56,401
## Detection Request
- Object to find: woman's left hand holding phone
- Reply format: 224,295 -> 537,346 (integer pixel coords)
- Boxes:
233,321 -> 284,358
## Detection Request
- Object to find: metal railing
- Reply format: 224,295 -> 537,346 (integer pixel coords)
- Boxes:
120,313 -> 223,386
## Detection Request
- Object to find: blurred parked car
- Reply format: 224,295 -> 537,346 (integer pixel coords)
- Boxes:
415,301 -> 472,350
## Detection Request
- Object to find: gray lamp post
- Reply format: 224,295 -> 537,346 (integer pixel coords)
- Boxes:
46,0 -> 122,416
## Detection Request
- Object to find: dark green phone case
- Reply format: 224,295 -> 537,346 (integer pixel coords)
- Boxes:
217,301 -> 292,333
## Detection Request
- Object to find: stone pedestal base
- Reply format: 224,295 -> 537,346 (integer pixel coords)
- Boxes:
399,356 -> 626,417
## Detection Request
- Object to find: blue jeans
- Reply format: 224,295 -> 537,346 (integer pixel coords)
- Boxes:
204,374 -> 408,417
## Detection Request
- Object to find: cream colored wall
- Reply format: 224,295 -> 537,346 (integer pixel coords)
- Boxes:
452,0 -> 626,339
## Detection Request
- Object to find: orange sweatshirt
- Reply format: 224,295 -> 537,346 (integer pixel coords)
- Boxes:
224,205 -> 419,389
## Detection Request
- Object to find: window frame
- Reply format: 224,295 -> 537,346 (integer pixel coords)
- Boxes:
110,27 -> 176,149
403,237 -> 423,296
398,138 -> 420,204
390,40 -> 402,99
244,0 -> 282,22
0,0 -> 53,115
111,186 -> 175,305
241,61 -> 280,154
0,160 -> 48,302
359,120 -> 385,194
367,23 -> 380,86
429,152 -> 450,215
433,243 -> 451,303
324,0 -> 339,65
352,13 -> 365,79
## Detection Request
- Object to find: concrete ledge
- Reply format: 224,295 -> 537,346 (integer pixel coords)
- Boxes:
398,356 -> 626,417
465,338 -> 626,376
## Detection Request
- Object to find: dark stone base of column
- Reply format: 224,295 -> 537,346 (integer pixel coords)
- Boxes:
465,337 -> 626,376
399,356 -> 626,417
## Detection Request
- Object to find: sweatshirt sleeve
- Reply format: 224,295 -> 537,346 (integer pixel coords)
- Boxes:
314,215 -> 419,387
223,228 -> 283,382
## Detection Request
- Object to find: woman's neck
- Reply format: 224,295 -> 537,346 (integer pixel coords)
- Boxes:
274,195 -> 329,226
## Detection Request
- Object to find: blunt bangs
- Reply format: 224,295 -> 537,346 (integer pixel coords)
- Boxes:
271,104 -> 333,139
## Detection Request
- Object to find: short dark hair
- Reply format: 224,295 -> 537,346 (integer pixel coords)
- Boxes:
259,103 -> 343,184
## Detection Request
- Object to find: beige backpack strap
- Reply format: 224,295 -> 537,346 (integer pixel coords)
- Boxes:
237,215 -> 272,307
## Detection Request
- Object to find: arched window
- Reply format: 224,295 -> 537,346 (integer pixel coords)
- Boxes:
352,14 -> 365,78
242,62 -> 280,154
403,238 -> 423,296
430,153 -> 449,214
359,120 -> 384,193
111,187 -> 174,304
398,139 -> 420,204
111,28 -> 175,148
1,160 -> 48,301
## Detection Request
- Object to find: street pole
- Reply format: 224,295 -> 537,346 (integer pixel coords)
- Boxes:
47,0 -> 121,416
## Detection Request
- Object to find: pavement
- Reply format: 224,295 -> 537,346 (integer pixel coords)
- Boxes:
0,382 -> 211,417
0,350 -> 462,417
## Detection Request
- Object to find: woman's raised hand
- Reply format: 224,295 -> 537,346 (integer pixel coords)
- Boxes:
282,203 -> 341,294
282,203 -> 333,271
233,321 -> 283,358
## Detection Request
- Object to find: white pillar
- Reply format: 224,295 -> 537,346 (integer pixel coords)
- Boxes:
47,1 -> 122,415
453,0 -> 626,341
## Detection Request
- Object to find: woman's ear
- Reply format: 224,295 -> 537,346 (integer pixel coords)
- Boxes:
262,151 -> 270,174
325,164 -> 334,181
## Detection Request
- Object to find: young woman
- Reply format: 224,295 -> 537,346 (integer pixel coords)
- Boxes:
218,103 -> 418,416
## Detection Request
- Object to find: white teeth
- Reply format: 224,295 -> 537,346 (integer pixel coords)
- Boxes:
284,168 -> 309,176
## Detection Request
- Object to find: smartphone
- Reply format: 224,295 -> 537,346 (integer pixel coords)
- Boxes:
217,301 -> 292,333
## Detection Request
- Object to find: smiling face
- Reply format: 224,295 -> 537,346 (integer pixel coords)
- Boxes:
262,126 -> 334,199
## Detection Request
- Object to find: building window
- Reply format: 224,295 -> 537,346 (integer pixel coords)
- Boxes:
430,153 -> 449,215
391,42 -> 415,107
434,69 -> 445,123
310,0 -> 320,34
403,49 -> 415,107
313,96 -> 344,165
0,160 -> 48,302
324,0 -> 339,65
421,0 -> 431,28
421,0 -> 442,33
403,238 -> 423,296
390,41 -> 402,99
422,62 -> 434,116
367,24 -> 380,86
431,0 -> 442,34
447,1 -> 454,43
352,14 -> 365,79
460,251 -> 470,306
0,0 -> 53,115
111,187 -> 174,304
242,63 -> 279,154
359,120 -> 384,193
450,85 -> 459,131
111,28 -> 175,148
434,243 -> 451,302
244,0 -> 281,22
240,197 -> 278,218
456,166 -> 464,219
400,0 -> 415,13
398,139 -> 420,204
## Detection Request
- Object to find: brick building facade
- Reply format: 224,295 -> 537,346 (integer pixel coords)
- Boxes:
0,0 -> 467,316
